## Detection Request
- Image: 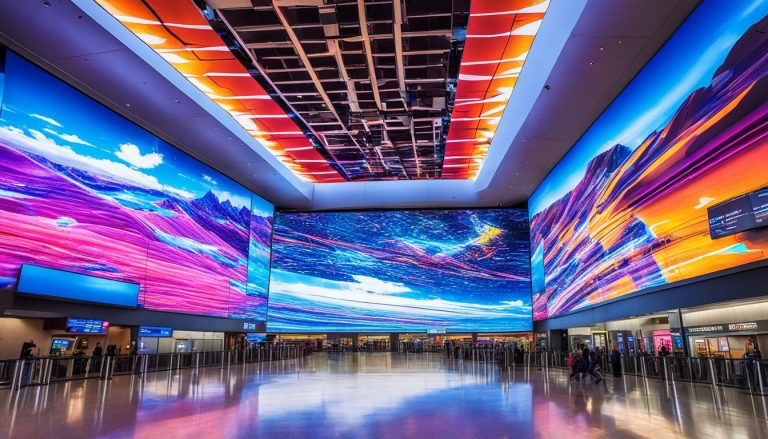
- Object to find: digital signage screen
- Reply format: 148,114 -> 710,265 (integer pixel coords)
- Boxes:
751,188 -> 768,226
529,1 -> 768,320
0,51 -> 273,321
246,333 -> 266,343
17,264 -> 140,307
268,209 -> 532,333
708,195 -> 758,239
66,318 -> 110,334
138,326 -> 173,338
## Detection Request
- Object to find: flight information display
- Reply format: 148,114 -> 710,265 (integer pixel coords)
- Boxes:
708,189 -> 768,239
65,318 -> 110,334
752,188 -> 768,226
708,195 -> 758,239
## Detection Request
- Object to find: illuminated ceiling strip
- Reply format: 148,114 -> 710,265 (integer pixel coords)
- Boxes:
156,46 -> 230,52
461,52 -> 528,65
443,0 -> 549,179
466,20 -> 542,38
471,1 -> 550,16
454,94 -> 511,107
458,72 -> 519,81
113,15 -> 211,29
451,117 -> 501,121
208,95 -> 272,100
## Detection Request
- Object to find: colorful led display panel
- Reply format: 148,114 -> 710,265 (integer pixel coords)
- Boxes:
268,209 -> 532,332
0,51 -> 273,320
529,1 -> 768,320
95,0 -> 344,182
442,0 -> 549,179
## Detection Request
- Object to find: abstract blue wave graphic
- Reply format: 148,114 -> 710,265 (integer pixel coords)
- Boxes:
268,209 -> 532,332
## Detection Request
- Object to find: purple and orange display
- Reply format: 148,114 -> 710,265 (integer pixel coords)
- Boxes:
529,1 -> 768,320
0,51 -> 273,321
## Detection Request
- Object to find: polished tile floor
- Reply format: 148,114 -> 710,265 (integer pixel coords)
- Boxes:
1,352 -> 767,438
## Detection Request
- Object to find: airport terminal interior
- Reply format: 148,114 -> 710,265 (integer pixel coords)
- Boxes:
1,0 -> 768,438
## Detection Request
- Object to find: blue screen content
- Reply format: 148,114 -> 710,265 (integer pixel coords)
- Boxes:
66,318 -> 109,334
138,326 -> 173,338
18,264 -> 140,307
268,209 -> 532,332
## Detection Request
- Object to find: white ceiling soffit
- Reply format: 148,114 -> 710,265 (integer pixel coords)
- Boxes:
0,0 -> 699,211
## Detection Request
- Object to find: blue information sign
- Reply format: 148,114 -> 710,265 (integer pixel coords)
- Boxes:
138,326 -> 173,338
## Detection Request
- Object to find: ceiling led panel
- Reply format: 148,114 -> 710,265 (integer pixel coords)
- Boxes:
443,0 -> 549,179
95,0 -> 549,182
95,0 -> 345,182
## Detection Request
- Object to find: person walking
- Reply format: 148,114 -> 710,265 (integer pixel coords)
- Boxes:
610,345 -> 622,377
19,340 -> 37,386
587,347 -> 603,384
569,351 -> 581,381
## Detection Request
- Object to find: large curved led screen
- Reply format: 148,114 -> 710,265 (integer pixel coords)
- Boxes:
529,1 -> 768,320
0,51 -> 273,320
268,209 -> 532,332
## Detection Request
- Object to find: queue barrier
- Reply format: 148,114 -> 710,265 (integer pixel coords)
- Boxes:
446,346 -> 768,395
0,345 -> 312,393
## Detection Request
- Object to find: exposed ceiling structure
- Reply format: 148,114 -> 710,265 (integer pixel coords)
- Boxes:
0,0 -> 699,209
94,0 -> 548,182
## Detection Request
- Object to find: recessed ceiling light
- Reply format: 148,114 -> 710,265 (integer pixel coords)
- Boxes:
589,61 -> 594,65
599,47 -> 604,51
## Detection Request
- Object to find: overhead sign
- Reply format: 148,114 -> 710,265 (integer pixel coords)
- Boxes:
686,320 -> 766,334
138,326 -> 173,338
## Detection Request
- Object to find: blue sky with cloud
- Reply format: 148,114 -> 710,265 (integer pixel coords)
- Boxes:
0,51 -> 267,210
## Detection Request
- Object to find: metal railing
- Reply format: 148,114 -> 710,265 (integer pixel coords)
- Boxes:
0,345 -> 311,393
447,346 -> 768,395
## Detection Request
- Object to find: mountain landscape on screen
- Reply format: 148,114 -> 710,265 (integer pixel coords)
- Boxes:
0,52 -> 272,320
530,10 -> 768,319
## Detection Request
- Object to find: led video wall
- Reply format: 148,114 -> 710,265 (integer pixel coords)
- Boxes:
529,1 -> 768,320
0,51 -> 273,320
268,209 -> 532,332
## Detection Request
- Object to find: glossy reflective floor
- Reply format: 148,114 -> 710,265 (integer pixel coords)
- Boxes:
2,352 -> 768,438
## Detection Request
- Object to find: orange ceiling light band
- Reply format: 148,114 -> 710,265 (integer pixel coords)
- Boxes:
443,0 -> 549,179
95,0 -> 345,182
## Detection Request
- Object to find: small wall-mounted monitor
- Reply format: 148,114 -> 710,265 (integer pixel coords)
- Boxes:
17,264 -> 140,307
246,333 -> 266,343
65,318 -> 109,334
138,326 -> 173,338
50,338 -> 74,354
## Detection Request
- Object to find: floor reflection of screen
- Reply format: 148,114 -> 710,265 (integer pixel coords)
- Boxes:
268,209 -> 532,333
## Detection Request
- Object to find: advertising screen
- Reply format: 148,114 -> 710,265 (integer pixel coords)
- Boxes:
269,209 -> 532,333
0,52 -> 273,321
66,318 -> 110,334
529,1 -> 768,320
